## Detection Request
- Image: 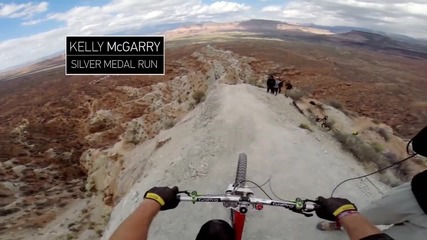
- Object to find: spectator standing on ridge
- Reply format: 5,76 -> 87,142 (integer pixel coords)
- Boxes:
278,78 -> 284,94
266,74 -> 275,94
273,77 -> 281,96
284,81 -> 293,97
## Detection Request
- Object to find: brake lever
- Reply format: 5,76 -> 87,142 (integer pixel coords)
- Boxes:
178,190 -> 191,196
302,213 -> 314,217
293,199 -> 319,217
290,208 -> 314,217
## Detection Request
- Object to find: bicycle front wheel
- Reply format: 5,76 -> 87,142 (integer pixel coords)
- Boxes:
234,153 -> 247,185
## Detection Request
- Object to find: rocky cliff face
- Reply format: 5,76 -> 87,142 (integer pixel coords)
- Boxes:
0,45 -> 265,239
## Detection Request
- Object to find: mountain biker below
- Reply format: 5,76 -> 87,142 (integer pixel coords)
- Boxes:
108,186 -> 394,240
266,74 -> 275,94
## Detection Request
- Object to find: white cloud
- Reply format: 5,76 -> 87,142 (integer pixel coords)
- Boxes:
21,19 -> 44,26
262,5 -> 282,13
265,0 -> 427,38
0,2 -> 48,19
207,1 -> 250,13
0,0 -> 251,70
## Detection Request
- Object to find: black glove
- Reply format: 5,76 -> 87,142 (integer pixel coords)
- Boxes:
315,196 -> 357,221
144,186 -> 179,211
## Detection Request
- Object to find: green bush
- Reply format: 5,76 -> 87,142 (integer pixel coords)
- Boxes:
371,142 -> 384,153
326,99 -> 357,117
332,129 -> 409,186
326,99 -> 344,110
163,119 -> 175,129
299,123 -> 313,132
369,126 -> 391,142
332,130 -> 384,166
192,90 -> 206,104
287,88 -> 307,101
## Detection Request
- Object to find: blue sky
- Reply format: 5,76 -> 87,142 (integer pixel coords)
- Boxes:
0,0 -> 109,40
1,0 -> 427,71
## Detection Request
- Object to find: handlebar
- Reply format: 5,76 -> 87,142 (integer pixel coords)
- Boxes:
177,191 -> 319,217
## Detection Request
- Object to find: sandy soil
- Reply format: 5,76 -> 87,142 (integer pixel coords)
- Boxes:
102,83 -> 389,240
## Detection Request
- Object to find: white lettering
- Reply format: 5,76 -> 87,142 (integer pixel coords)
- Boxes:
107,42 -> 117,52
70,59 -> 101,68
71,59 -> 78,68
106,41 -> 162,53
104,60 -> 135,68
69,42 -> 78,52
97,41 -> 104,51
139,41 -> 146,52
138,60 -> 158,69
153,41 -> 161,52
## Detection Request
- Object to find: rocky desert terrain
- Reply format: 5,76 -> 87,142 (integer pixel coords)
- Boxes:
1,20 -> 426,239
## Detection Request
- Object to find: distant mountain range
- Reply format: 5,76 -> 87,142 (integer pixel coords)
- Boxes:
3,19 -> 427,75
113,22 -> 204,35
304,23 -> 427,46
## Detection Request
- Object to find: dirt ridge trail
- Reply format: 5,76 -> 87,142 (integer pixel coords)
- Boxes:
103,83 -> 388,240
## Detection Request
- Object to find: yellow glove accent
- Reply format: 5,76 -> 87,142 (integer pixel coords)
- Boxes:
145,193 -> 165,206
333,204 -> 357,216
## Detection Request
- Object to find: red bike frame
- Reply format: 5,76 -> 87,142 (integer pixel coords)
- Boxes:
233,211 -> 246,240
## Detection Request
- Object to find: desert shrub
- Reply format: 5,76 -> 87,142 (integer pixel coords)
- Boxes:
326,99 -> 357,117
371,142 -> 384,153
333,130 -> 384,166
344,109 -> 359,118
326,99 -> 344,110
372,119 -> 381,124
155,137 -> 172,150
122,120 -> 145,145
332,130 -> 412,186
381,151 -> 411,185
308,113 -> 318,125
369,127 -> 391,142
317,103 -> 325,111
301,86 -> 315,94
383,152 -> 398,162
325,118 -> 336,129
299,123 -> 313,132
0,208 -> 20,216
192,90 -> 206,104
378,170 -> 403,187
65,234 -> 75,240
378,128 -> 391,141
163,119 -> 175,130
102,213 -> 111,225
88,222 -> 96,230
287,88 -> 307,101
413,156 -> 427,166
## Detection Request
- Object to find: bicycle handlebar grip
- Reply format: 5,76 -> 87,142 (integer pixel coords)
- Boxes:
304,202 -> 320,211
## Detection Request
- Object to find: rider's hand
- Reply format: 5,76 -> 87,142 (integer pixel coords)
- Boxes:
315,196 -> 357,221
144,186 -> 179,211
